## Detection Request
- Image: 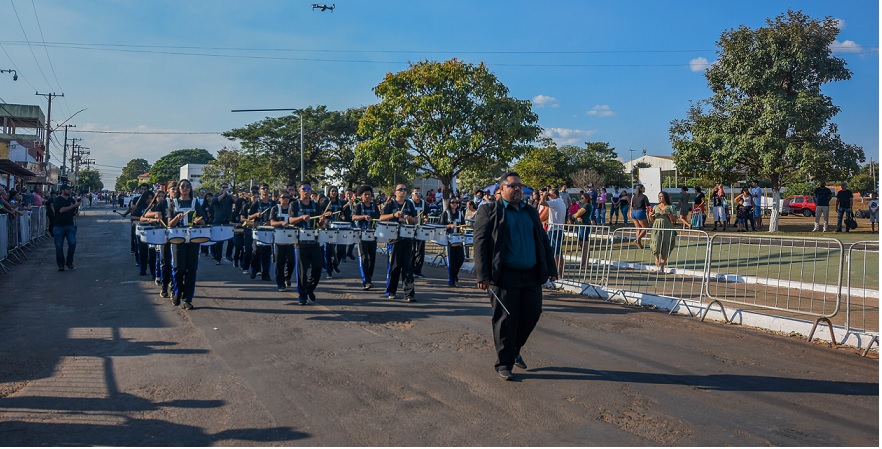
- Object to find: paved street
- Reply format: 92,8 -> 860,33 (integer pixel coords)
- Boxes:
0,204 -> 877,446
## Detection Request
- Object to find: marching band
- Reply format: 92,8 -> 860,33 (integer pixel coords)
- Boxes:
128,180 -> 476,311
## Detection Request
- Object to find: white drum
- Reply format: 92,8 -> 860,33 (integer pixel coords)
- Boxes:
137,225 -> 153,243
329,221 -> 352,230
210,225 -> 234,242
298,229 -> 317,243
166,227 -> 189,244
464,231 -> 474,246
200,240 -> 214,247
142,227 -> 168,245
188,226 -> 212,243
448,233 -> 464,246
399,224 -> 416,239
414,225 -> 434,241
338,229 -> 359,245
360,230 -> 376,241
254,226 -> 275,245
375,221 -> 399,243
431,226 -> 448,245
318,229 -> 337,245
274,227 -> 298,245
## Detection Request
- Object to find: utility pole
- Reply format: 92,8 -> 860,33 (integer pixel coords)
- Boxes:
35,92 -> 63,164
62,124 -> 75,175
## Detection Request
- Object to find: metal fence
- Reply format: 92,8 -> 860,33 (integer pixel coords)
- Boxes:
549,223 -> 879,353
0,207 -> 48,273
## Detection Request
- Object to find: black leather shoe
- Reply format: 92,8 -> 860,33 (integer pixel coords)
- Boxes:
514,354 -> 527,370
172,293 -> 182,306
497,369 -> 514,381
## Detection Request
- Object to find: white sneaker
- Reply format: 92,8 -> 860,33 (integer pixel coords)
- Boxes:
812,225 -> 819,232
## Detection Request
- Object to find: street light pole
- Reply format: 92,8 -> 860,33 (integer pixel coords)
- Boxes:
232,108 -> 307,181
0,69 -> 17,81
629,148 -> 634,187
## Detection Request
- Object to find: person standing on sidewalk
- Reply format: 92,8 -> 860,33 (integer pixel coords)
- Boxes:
813,181 -> 832,232
473,171 -> 558,381
835,182 -> 854,233
54,184 -> 81,271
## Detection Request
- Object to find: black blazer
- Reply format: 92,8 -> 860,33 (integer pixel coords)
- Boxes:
472,200 -> 557,286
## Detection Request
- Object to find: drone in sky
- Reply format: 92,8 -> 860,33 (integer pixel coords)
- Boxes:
312,4 -> 335,12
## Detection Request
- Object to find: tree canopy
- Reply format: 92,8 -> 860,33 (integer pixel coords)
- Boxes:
513,141 -> 628,190
115,158 -> 150,191
77,169 -> 103,192
149,149 -> 215,185
670,10 -> 865,231
356,59 -> 541,200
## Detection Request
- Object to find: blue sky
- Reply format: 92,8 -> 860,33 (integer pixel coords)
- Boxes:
0,0 -> 877,186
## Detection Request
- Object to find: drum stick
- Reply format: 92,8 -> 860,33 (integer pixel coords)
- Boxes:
488,287 -> 511,316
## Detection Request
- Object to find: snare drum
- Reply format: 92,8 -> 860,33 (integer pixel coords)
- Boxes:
254,226 -> 275,245
142,227 -> 168,245
399,224 -> 416,239
338,229 -> 358,245
297,229 -> 316,243
448,233 -> 464,246
210,225 -> 234,242
318,229 -> 337,245
329,221 -> 351,230
464,231 -> 474,246
274,227 -> 298,245
188,226 -> 212,243
166,227 -> 189,244
414,225 -> 434,241
136,225 -> 153,243
360,230 -> 377,241
375,221 -> 399,243
430,225 -> 448,245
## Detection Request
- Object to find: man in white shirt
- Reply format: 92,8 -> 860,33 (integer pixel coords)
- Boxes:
540,188 -> 567,281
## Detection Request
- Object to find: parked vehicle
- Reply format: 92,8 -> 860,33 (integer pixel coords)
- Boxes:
781,195 -> 816,217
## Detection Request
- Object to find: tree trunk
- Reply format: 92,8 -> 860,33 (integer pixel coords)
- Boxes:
439,174 -> 453,213
768,176 -> 781,232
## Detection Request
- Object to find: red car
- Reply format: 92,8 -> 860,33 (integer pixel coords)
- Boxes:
782,195 -> 816,217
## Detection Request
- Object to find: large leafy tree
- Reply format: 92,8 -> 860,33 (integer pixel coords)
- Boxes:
224,106 -> 367,188
200,147 -> 244,193
357,59 -> 541,204
561,142 -> 629,187
77,168 -> 104,192
670,10 -> 864,231
513,145 -> 568,189
849,162 -> 878,196
115,158 -> 150,191
149,149 -> 215,185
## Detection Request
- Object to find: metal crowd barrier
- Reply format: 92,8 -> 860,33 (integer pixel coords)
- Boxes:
844,241 -> 880,356
0,207 -> 49,273
547,224 -> 613,297
603,227 -> 710,314
704,234 -> 844,342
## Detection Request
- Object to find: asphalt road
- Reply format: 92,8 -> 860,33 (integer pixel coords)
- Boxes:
0,204 -> 877,446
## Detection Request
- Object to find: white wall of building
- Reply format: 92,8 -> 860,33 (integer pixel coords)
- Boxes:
180,163 -> 206,189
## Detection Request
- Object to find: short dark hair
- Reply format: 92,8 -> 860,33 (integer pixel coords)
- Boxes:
260,183 -> 270,190
500,171 -> 520,184
356,185 -> 373,196
299,180 -> 310,188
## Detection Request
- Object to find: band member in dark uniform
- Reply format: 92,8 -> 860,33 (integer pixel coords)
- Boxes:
289,181 -> 330,305
344,188 -> 358,260
141,189 -> 169,286
320,186 -> 347,278
270,192 -> 295,292
231,192 -> 249,269
246,184 -> 275,281
239,186 -> 260,274
440,199 -> 466,287
167,180 -> 207,310
380,183 -> 418,302
130,190 -> 155,276
408,187 -> 427,278
210,182 -> 235,265
352,185 -> 380,290
154,181 -> 178,297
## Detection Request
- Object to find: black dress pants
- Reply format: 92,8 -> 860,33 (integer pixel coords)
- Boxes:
490,269 -> 543,371
385,239 -> 414,298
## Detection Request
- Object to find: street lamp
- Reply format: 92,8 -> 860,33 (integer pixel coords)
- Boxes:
232,108 -> 306,179
0,69 -> 17,81
629,148 -> 634,187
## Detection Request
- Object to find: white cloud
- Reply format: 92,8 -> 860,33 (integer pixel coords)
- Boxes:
532,95 -> 559,108
541,127 -> 597,146
585,105 -> 614,117
689,57 -> 712,72
833,18 -> 845,30
831,39 -> 863,54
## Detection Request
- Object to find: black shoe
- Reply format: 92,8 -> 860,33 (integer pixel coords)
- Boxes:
348,254 -> 356,260
364,282 -> 373,290
298,298 -> 307,305
308,292 -> 317,302
514,354 -> 527,370
181,301 -> 194,310
414,273 -> 424,278
172,293 -> 182,306
225,257 -> 233,262
278,287 -> 286,292
160,288 -> 169,298
334,265 -> 341,274
154,278 -> 162,286
67,264 -> 75,271
327,273 -> 334,279
250,271 -> 257,279
215,260 -> 221,265
262,276 -> 271,281
403,296 -> 415,303
497,369 -> 514,381
234,261 -> 239,268
58,266 -> 64,272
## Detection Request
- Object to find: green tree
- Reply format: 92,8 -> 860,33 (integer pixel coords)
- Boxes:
513,145 -> 568,189
457,158 -> 511,195
77,169 -> 104,192
670,10 -> 864,231
561,142 -> 629,187
149,149 -> 215,185
849,162 -> 879,195
200,147 -> 243,193
115,158 -> 150,191
357,59 -> 541,204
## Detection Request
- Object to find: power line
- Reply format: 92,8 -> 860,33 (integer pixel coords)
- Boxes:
29,0 -> 71,118
9,0 -> 54,92
72,130 -> 223,135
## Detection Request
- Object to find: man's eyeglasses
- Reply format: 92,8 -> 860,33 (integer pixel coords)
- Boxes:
180,185 -> 191,189
280,196 -> 291,200
396,188 -> 407,192
259,187 -> 268,190
301,187 -> 312,191
502,183 -> 524,189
